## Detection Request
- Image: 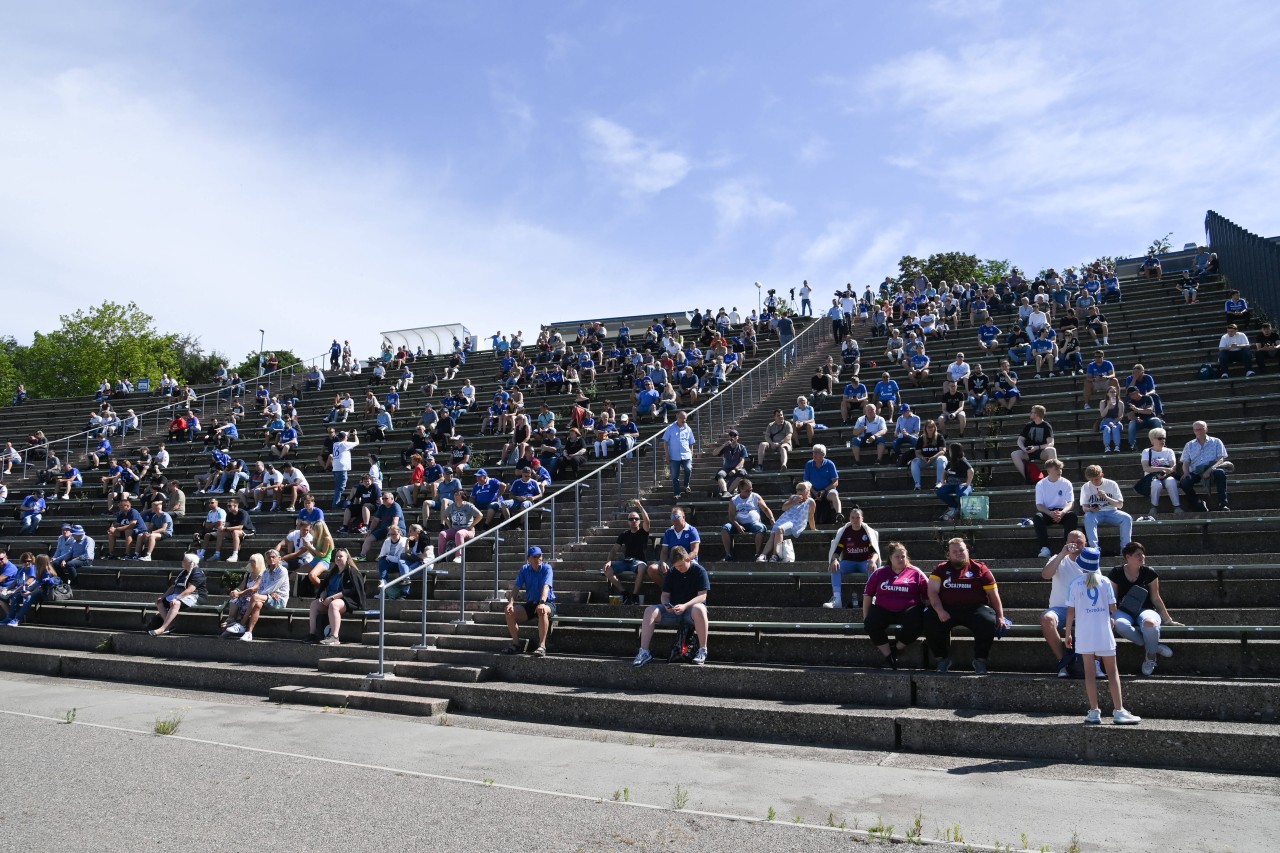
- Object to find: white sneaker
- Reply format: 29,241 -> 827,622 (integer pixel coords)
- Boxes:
138,554 -> 152,562
755,553 -> 768,562
1095,660 -> 1106,678
1113,709 -> 1142,725
240,631 -> 254,642
822,596 -> 843,609
1135,515 -> 1155,523
1084,708 -> 1102,724
1157,644 -> 1173,658
1141,658 -> 1156,676
227,553 -> 239,563
1038,547 -> 1052,558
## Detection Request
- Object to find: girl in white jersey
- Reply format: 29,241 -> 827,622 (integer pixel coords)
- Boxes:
1065,546 -> 1141,725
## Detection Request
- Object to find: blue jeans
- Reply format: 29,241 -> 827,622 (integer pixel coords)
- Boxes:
1128,417 -> 1163,450
6,588 -> 43,624
910,455 -> 947,488
1113,609 -> 1161,656
831,559 -> 873,603
1083,508 -> 1133,549
1100,418 -> 1122,451
1181,469 -> 1228,507
1056,352 -> 1083,373
669,459 -> 692,497
332,470 -> 349,508
936,482 -> 972,510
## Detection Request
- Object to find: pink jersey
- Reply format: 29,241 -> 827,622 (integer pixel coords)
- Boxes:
864,565 -> 929,612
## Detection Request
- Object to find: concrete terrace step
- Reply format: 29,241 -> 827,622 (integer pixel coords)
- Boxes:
317,656 -> 490,682
269,684 -> 449,716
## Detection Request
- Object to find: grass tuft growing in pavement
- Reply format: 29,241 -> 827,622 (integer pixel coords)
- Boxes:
671,784 -> 689,810
154,711 -> 185,736
766,806 -> 776,821
63,708 -> 77,725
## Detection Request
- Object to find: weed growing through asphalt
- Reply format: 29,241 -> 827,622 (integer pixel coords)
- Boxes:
869,817 -> 894,842
648,735 -> 657,748
671,784 -> 689,810
826,812 -> 837,828
792,816 -> 803,824
95,637 -> 113,653
1022,833 -> 1030,850
905,813 -> 924,844
626,735 -> 636,746
437,713 -> 453,726
1066,831 -> 1082,853
482,778 -> 494,786
154,711 -> 184,736
63,708 -> 76,725
766,806 -> 776,821
612,788 -> 631,803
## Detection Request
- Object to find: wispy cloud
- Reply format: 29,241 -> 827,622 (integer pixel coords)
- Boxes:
863,40 -> 1073,128
580,116 -> 691,195
797,136 -> 829,165
928,0 -> 1004,18
545,32 -> 575,65
710,181 -> 793,232
487,70 -> 534,144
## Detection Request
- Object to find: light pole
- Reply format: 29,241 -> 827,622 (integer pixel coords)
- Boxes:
755,281 -> 761,319
258,329 -> 265,377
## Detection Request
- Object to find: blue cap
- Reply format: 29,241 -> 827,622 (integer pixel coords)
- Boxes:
70,525 -> 86,535
475,469 -> 488,478
899,403 -> 910,412
1077,546 -> 1102,573
527,546 -> 543,557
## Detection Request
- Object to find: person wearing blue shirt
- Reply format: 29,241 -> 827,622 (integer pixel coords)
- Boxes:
1224,291 -> 1251,327
20,492 -> 46,534
104,498 -> 144,559
54,464 -> 82,500
977,321 -> 1002,351
1030,330 -> 1057,378
508,468 -> 543,510
634,380 -> 661,421
1082,350 -> 1119,410
892,403 -> 922,460
659,508 -> 701,572
840,379 -> 869,424
385,389 -> 400,413
89,437 -> 112,470
803,445 -> 842,519
872,372 -> 901,422
360,492 -> 405,560
908,350 -> 931,387
469,469 -> 509,524
660,411 -> 697,500
503,546 -> 556,656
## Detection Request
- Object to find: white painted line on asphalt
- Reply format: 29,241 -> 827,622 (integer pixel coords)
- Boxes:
0,706 -> 1018,851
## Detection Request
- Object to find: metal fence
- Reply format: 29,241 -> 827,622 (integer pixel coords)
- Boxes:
368,316 -> 825,678
14,350 -> 332,481
1206,210 -> 1280,323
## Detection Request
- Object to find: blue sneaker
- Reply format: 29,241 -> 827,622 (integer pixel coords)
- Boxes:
632,649 -> 653,667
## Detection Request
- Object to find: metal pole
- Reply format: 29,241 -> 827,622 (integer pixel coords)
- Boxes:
369,590 -> 391,679
574,482 -> 580,545
494,530 -> 500,600
414,559 -> 432,649
550,495 -> 557,560
452,546 -> 472,625
596,468 -> 603,527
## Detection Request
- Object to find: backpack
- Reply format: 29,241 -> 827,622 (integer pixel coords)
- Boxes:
1198,363 -> 1214,381
668,621 -> 696,663
1025,461 -> 1045,485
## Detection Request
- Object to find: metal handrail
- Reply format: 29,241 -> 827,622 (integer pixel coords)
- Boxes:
12,349 -> 331,482
367,314 -> 824,678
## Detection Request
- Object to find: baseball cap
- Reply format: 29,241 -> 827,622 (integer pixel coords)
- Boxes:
899,403 -> 911,412
475,469 -> 489,478
61,523 -> 71,531
527,546 -> 543,557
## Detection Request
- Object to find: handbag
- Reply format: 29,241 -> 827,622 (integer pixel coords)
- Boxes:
1118,584 -> 1149,617
45,582 -> 73,603
776,539 -> 796,563
1131,472 -> 1154,497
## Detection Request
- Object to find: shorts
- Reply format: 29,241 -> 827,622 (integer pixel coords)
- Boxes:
723,521 -> 766,534
521,601 -> 556,620
1090,378 -> 1112,393
265,596 -> 288,610
656,606 -> 696,627
858,435 -> 886,447
993,389 -> 1019,400
167,593 -> 199,609
1042,605 -> 1068,626
773,519 -> 805,537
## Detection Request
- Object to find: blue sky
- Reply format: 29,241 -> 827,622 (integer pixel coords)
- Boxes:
3,0 -> 1279,364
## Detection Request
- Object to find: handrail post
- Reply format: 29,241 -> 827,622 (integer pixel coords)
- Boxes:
413,555 -> 435,650
550,495 -> 557,560
367,588 -> 392,679
493,528 -> 501,600
573,482 -> 581,545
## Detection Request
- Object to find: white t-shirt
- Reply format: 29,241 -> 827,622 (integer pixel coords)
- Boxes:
1219,332 -> 1250,350
205,508 -> 227,525
332,441 -> 354,472
1067,574 -> 1117,655
1048,554 -> 1084,608
1035,477 -> 1074,512
1142,447 -> 1177,470
282,470 -> 310,490
946,362 -> 971,383
1079,478 -> 1123,512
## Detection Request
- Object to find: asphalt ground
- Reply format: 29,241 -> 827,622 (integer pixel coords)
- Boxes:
0,673 -> 1275,852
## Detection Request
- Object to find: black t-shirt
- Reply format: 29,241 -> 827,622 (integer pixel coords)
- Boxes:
614,528 -> 650,561
225,508 -> 248,529
1256,331 -> 1278,349
944,457 -> 972,483
941,391 -> 965,414
917,433 -> 945,457
1021,420 -> 1053,446
1107,565 -> 1159,614
969,374 -> 990,394
663,563 -> 711,606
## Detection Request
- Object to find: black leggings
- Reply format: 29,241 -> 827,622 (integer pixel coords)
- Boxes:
865,604 -> 924,648
924,604 -> 998,659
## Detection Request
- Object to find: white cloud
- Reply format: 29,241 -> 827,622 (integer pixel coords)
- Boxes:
487,70 -> 534,144
863,40 -> 1073,128
580,116 -> 691,195
801,217 -> 869,267
545,32 -> 575,65
710,181 -> 793,231
0,66 -> 679,360
928,0 -> 1004,17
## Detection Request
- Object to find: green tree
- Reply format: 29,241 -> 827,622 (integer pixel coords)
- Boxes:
0,347 -> 19,404
18,301 -> 181,398
978,258 -> 1011,286
897,252 -> 987,288
173,333 -> 231,385
233,349 -> 304,381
